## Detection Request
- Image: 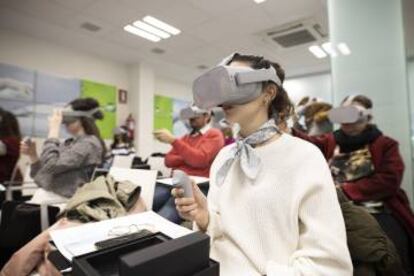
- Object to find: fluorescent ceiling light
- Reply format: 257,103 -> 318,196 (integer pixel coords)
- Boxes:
133,20 -> 170,39
254,0 -> 267,3
337,42 -> 351,55
123,25 -> 160,42
308,45 -> 327,58
143,16 -> 181,35
322,42 -> 338,57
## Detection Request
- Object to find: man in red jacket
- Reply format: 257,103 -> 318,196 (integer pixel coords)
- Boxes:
154,107 -> 224,177
292,95 -> 414,274
153,106 -> 224,223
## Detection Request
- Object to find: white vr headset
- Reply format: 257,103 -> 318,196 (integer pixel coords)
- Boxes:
193,53 -> 282,109
328,96 -> 372,124
179,106 -> 209,120
62,107 -> 100,124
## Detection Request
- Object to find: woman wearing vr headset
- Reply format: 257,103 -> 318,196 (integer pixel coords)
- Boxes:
173,53 -> 352,275
20,98 -> 106,200
293,95 -> 414,274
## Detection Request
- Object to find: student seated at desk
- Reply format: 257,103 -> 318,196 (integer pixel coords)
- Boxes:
154,105 -> 224,177
20,98 -> 106,201
152,106 -> 224,223
292,95 -> 414,275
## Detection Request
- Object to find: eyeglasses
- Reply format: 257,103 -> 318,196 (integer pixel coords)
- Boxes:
107,223 -> 156,237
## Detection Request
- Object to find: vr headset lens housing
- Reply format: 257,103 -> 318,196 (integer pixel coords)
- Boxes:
193,64 -> 281,109
179,106 -> 209,120
61,107 -> 100,125
62,116 -> 78,125
328,106 -> 371,124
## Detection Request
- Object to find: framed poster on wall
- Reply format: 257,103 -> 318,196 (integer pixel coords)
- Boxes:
118,89 -> 127,104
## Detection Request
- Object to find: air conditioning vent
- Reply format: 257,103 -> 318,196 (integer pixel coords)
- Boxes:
197,65 -> 208,70
272,29 -> 317,48
80,22 -> 101,32
151,48 -> 165,54
267,23 -> 304,36
258,17 -> 328,50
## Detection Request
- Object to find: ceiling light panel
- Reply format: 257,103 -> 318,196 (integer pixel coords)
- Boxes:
143,15 -> 181,35
308,45 -> 327,58
123,25 -> 161,42
133,20 -> 171,39
124,16 -> 180,43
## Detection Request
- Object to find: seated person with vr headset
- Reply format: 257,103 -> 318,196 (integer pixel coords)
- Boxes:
20,98 -> 106,202
154,105 -> 225,177
292,95 -> 414,274
152,106 -> 224,224
173,53 -> 352,275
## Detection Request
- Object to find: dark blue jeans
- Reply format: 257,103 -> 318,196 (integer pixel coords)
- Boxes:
152,183 -> 209,224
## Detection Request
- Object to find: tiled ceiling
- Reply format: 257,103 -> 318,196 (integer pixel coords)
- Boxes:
0,0 -> 412,83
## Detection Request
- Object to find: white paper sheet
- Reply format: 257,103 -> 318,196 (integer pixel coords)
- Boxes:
111,154 -> 135,168
109,167 -> 158,210
28,188 -> 68,209
157,176 -> 209,186
50,211 -> 193,261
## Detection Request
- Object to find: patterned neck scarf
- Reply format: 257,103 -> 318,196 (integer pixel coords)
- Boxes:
215,119 -> 280,186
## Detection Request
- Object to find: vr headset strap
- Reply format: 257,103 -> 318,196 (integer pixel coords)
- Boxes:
62,107 -> 100,119
235,67 -> 282,87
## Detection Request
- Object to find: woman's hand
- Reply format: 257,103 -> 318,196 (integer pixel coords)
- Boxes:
172,182 -> 209,231
20,139 -> 38,164
48,109 -> 62,139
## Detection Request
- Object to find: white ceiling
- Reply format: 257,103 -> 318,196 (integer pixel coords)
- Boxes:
0,0 -> 412,84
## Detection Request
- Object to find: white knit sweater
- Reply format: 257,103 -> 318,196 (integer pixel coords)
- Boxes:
206,134 -> 353,276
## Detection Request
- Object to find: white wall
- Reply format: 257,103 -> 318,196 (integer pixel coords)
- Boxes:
0,30 -> 130,125
0,30 -> 129,89
154,76 -> 192,101
408,60 -> 414,206
284,73 -> 332,104
408,60 -> 414,148
128,63 -> 155,158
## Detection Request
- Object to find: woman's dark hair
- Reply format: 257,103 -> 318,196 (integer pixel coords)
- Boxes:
68,98 -> 106,161
342,95 -> 373,109
228,53 -> 294,124
0,108 -> 21,139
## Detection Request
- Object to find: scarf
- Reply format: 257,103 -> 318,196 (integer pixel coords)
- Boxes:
215,119 -> 280,186
334,125 -> 382,153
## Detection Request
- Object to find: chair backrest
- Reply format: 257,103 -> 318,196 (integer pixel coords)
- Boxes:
108,167 -> 158,210
21,165 -> 37,197
146,156 -> 171,177
90,168 -> 109,181
112,154 -> 135,168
